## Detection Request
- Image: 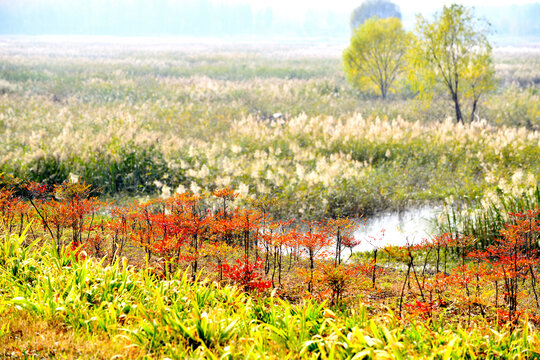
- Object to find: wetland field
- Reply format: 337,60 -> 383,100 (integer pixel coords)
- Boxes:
0,37 -> 539,358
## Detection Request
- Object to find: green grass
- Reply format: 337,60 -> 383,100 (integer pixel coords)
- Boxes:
0,230 -> 539,359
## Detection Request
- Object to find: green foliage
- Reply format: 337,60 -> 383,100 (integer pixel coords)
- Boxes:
25,156 -> 70,185
81,143 -> 175,194
9,143 -> 175,195
343,17 -> 411,99
0,232 -> 539,358
410,4 -> 495,123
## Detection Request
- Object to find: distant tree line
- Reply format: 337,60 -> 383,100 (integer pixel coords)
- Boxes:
0,0 -> 348,37
476,3 -> 540,37
1,0 -> 538,38
350,0 -> 401,30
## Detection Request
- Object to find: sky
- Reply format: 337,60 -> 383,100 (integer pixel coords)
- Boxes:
3,0 -> 536,14
211,0 -> 537,15
0,0 -> 538,38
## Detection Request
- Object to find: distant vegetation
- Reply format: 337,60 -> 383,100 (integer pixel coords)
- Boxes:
349,0 -> 402,30
0,0 -> 348,37
0,38 -> 538,218
476,3 -> 540,38
0,0 -> 539,40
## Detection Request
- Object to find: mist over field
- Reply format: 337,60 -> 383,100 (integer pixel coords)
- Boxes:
0,0 -> 539,46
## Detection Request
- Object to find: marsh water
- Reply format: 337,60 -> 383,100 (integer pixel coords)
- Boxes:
353,206 -> 441,252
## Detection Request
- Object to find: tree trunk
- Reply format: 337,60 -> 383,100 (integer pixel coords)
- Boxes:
309,249 -> 314,293
452,92 -> 463,124
335,228 -> 341,267
470,97 -> 479,123
372,248 -> 378,288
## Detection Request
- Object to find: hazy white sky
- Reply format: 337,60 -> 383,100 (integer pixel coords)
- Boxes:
4,0 -> 537,14
212,0 -> 537,15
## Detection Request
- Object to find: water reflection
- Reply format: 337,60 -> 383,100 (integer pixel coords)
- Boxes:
354,206 -> 441,252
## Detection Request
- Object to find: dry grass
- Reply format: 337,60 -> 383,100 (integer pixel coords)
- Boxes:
0,310 -> 144,359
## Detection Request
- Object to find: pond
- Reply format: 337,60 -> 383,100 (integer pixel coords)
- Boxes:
353,206 -> 442,252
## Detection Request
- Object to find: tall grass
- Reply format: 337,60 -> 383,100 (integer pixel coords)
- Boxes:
0,40 -> 538,217
439,175 -> 540,247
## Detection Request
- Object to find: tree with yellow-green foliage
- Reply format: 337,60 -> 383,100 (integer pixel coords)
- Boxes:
343,17 -> 411,100
410,4 -> 495,124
